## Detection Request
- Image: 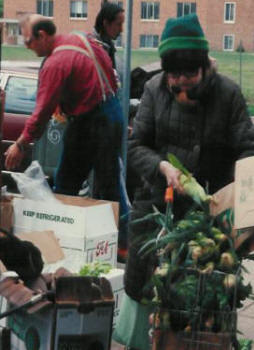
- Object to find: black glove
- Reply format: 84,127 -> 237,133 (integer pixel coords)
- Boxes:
0,228 -> 43,281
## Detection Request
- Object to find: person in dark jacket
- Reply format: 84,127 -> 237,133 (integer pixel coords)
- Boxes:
93,2 -> 124,69
118,14 -> 254,348
114,14 -> 254,350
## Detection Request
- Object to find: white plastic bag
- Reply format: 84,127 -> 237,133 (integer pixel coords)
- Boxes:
11,161 -> 59,203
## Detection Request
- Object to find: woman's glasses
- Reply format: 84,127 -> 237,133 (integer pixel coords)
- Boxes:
168,68 -> 200,79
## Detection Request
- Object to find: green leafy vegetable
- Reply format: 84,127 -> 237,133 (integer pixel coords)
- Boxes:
79,261 -> 112,277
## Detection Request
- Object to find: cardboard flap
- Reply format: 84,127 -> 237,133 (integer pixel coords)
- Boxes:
232,227 -> 254,251
85,204 -> 117,236
17,230 -> 64,263
55,194 -> 119,227
0,196 -> 14,232
235,157 -> 254,229
210,183 -> 234,217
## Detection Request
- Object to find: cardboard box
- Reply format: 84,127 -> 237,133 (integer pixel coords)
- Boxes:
210,178 -> 254,251
8,302 -> 114,350
3,276 -> 114,350
101,268 -> 124,329
0,195 -> 14,232
235,156 -> 254,229
0,232 -> 123,348
0,231 -> 65,336
9,307 -> 55,350
30,232 -> 124,328
210,182 -> 234,218
0,273 -> 11,330
13,196 -> 118,268
12,230 -> 124,328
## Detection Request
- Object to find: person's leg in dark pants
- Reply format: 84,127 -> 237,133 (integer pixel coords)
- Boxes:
93,112 -> 129,257
54,113 -> 97,195
93,114 -> 122,202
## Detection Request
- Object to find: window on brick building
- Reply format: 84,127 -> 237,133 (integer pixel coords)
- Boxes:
177,2 -> 196,17
140,34 -> 159,48
7,24 -> 19,36
223,34 -> 234,51
114,1 -> 123,7
141,2 -> 160,20
37,0 -> 53,17
224,3 -> 235,23
70,0 -> 88,18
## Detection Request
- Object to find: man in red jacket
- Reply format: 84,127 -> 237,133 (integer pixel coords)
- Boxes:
5,15 -> 123,202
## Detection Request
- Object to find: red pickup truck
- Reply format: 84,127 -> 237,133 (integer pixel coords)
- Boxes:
1,67 -> 37,141
0,66 -> 65,178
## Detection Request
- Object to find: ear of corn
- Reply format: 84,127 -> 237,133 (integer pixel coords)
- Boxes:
180,173 -> 212,205
167,153 -> 212,205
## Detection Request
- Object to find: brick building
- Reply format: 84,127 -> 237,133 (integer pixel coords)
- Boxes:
2,0 -> 254,51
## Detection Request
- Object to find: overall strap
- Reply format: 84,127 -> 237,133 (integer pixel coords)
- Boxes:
74,32 -> 115,98
53,45 -> 90,58
53,43 -> 107,101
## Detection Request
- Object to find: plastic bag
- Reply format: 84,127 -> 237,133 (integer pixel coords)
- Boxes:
113,293 -> 154,350
11,161 -> 59,203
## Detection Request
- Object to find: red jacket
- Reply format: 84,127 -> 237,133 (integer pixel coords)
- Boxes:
22,33 -> 117,143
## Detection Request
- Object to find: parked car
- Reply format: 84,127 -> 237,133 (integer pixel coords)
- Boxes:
0,66 -> 65,186
1,67 -> 38,141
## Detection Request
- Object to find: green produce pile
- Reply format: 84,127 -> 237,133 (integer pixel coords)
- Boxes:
79,261 -> 112,277
239,339 -> 253,350
139,155 -> 254,335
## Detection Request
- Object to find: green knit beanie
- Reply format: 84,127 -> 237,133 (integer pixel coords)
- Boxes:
159,14 -> 209,57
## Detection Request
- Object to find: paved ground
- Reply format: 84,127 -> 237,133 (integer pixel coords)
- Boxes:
2,60 -> 41,68
111,340 -> 125,350
237,260 -> 254,341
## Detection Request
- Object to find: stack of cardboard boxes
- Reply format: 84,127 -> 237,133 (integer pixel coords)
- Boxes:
0,193 -> 125,349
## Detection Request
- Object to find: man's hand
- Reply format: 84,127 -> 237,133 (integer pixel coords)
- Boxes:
159,161 -> 184,192
4,142 -> 25,170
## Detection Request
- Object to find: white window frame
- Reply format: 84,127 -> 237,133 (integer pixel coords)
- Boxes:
70,0 -> 88,19
139,34 -> 159,48
37,0 -> 54,17
177,2 -> 196,17
7,23 -> 19,36
141,2 -> 160,21
114,1 -> 123,7
224,2 -> 236,23
223,34 -> 235,51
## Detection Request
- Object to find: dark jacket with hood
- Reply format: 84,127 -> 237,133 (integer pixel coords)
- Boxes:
125,68 -> 254,301
93,29 -> 116,68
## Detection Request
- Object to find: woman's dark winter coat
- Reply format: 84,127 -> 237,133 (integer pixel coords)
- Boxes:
125,70 -> 254,301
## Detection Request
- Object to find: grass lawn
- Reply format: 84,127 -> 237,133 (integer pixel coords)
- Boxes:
2,45 -> 254,111
118,49 -> 254,111
2,45 -> 40,61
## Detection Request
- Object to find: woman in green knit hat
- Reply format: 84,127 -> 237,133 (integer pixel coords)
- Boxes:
114,13 -> 254,350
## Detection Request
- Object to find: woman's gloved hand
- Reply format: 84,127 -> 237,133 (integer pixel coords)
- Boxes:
159,161 -> 184,193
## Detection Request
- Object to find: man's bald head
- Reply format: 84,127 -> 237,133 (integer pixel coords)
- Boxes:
20,14 -> 45,26
19,14 -> 44,37
20,14 -> 56,56
20,14 -> 56,40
